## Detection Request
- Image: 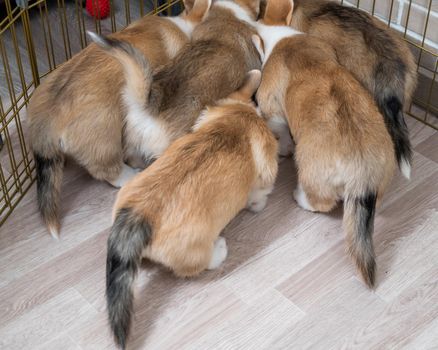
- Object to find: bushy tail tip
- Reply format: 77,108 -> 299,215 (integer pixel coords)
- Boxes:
343,191 -> 377,288
106,208 -> 152,348
35,152 -> 64,239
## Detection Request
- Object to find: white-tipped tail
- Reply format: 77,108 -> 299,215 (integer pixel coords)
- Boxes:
400,157 -> 411,180
48,225 -> 60,240
87,31 -> 108,48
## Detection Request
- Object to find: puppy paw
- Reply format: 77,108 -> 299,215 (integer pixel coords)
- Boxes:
207,237 -> 228,270
109,164 -> 140,188
248,195 -> 268,212
293,185 -> 316,212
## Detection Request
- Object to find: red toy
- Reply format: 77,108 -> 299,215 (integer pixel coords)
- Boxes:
86,0 -> 110,19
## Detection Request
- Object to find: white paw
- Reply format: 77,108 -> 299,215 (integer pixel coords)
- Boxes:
109,164 -> 140,188
247,187 -> 272,213
207,237 -> 228,270
248,195 -> 268,212
293,184 -> 315,212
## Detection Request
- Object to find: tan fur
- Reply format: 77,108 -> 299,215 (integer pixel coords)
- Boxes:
290,0 -> 417,106
257,0 -> 396,287
29,15 -> 190,180
28,0 -> 209,237
235,0 -> 261,19
112,70 -> 278,277
97,0 -> 262,170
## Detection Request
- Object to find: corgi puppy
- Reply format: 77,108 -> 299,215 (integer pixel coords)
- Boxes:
255,0 -> 396,288
90,0 -> 262,167
106,70 -> 278,349
28,0 -> 211,238
288,0 -> 417,178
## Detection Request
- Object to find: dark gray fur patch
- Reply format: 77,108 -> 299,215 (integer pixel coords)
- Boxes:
34,152 -> 64,227
311,2 -> 412,167
354,191 -> 377,287
106,208 -> 152,349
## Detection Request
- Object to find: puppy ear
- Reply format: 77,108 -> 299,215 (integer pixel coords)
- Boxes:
183,0 -> 195,13
252,34 -> 265,62
229,70 -> 262,102
259,0 -> 267,19
263,0 -> 294,26
185,0 -> 211,22
242,69 -> 262,98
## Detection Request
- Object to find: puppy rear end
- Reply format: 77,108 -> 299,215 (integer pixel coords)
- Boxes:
256,0 -> 396,287
292,0 -> 416,178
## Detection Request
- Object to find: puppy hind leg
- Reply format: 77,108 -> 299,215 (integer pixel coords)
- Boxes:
294,182 -> 337,213
247,185 -> 274,213
207,236 -> 228,270
293,183 -> 316,212
167,236 -> 228,278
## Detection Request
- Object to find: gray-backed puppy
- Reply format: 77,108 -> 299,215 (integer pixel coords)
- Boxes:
289,0 -> 417,179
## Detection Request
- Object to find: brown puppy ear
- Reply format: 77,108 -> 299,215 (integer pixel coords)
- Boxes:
185,0 -> 211,22
263,0 -> 294,26
228,70 -> 262,102
252,34 -> 265,62
183,0 -> 195,13
259,0 -> 267,19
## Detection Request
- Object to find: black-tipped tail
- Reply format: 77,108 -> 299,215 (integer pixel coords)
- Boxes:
107,208 -> 152,349
35,152 -> 64,239
343,191 -> 377,288
380,96 -> 412,179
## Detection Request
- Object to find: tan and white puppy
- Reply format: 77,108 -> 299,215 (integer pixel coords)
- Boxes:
28,0 -> 210,238
288,0 -> 417,178
90,0 -> 262,165
255,0 -> 396,288
106,70 -> 278,349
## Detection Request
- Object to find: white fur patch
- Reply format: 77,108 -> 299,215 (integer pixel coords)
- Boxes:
87,31 -> 107,48
215,1 -> 254,24
293,184 -> 315,212
400,157 -> 411,180
166,16 -> 194,38
108,163 -> 140,188
247,186 -> 273,212
192,108 -> 210,131
256,23 -> 301,65
123,91 -> 171,162
207,236 -> 228,269
48,225 -> 60,240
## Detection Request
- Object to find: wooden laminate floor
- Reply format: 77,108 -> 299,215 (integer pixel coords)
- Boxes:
0,117 -> 437,349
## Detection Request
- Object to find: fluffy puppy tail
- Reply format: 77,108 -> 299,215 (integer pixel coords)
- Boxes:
87,31 -> 153,111
34,151 -> 64,239
343,189 -> 378,288
106,208 -> 152,349
379,95 -> 412,180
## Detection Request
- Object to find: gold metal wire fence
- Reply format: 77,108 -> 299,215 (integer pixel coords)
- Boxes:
0,0 -> 437,226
